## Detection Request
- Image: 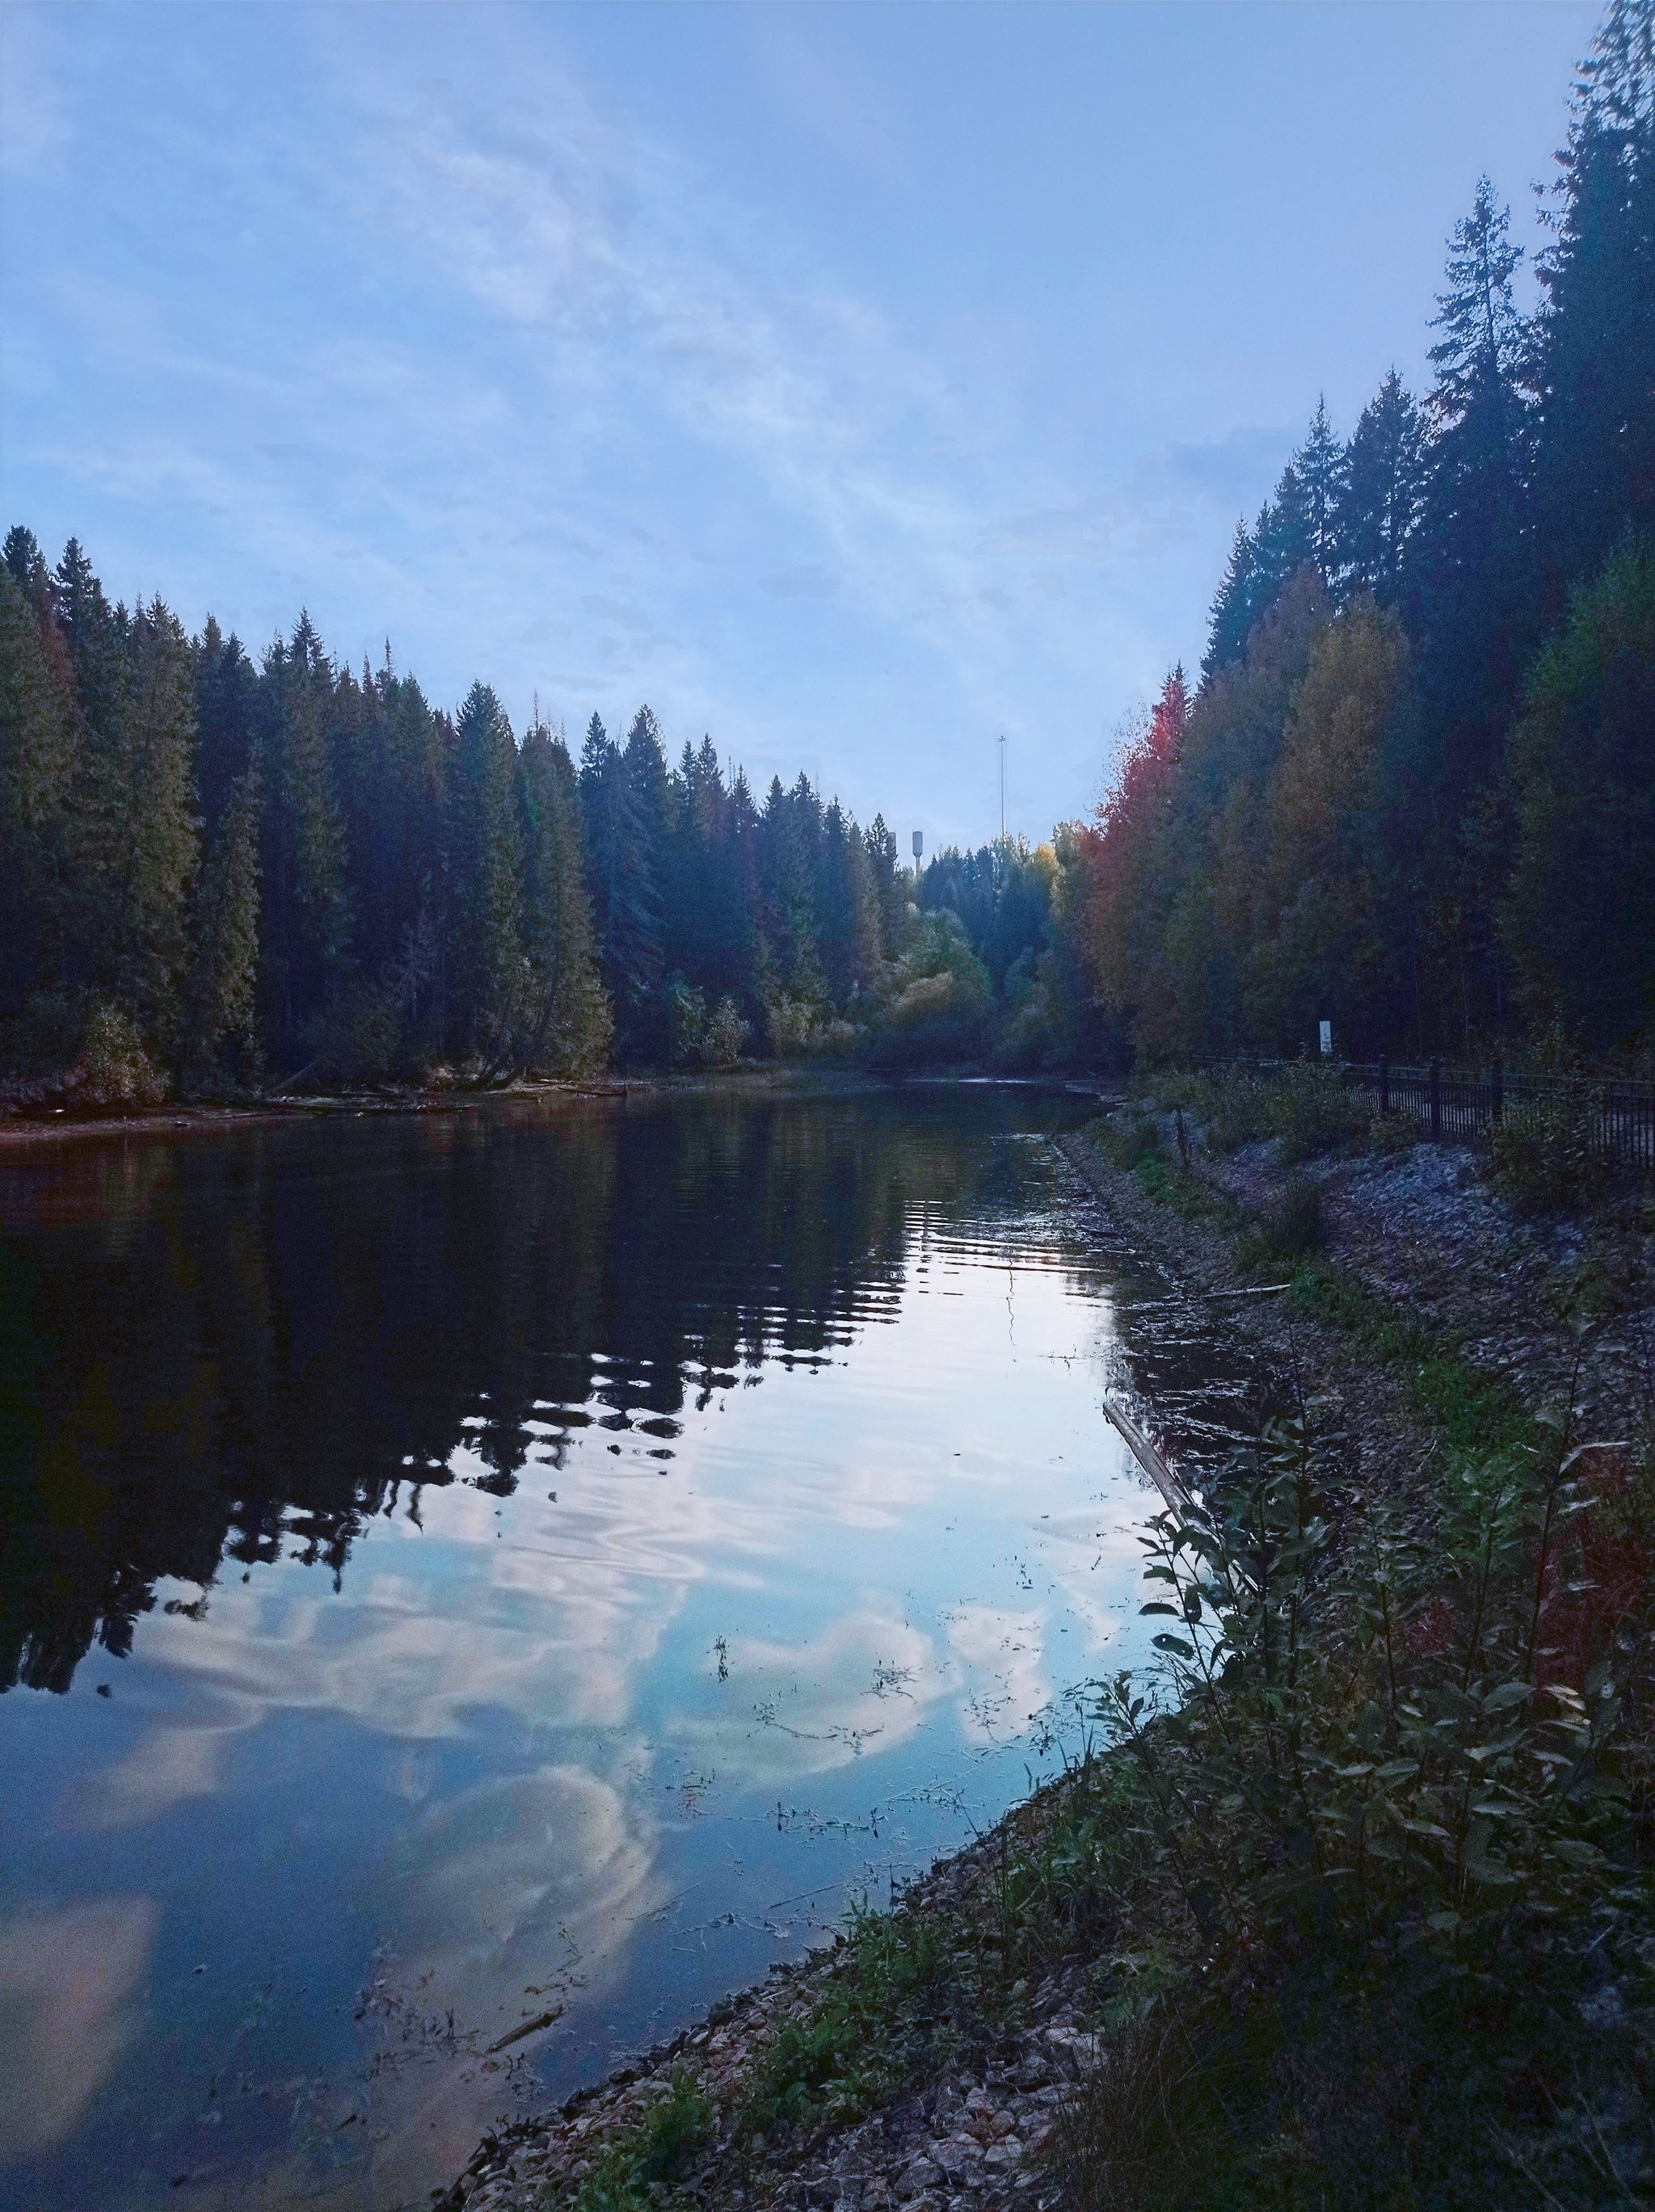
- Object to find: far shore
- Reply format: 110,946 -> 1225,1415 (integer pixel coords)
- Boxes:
0,1064 -> 1111,1149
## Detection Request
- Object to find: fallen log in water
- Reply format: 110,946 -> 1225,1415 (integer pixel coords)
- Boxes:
1100,1395 -> 1186,1514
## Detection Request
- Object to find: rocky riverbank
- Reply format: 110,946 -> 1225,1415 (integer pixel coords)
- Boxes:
434,1825 -> 1101,2212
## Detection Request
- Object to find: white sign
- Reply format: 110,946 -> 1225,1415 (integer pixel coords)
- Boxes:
1319,1020 -> 1333,1058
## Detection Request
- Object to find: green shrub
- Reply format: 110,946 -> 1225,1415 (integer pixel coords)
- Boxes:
1265,1174 -> 1321,1255
739,1903 -> 947,2138
1092,1109 -> 1160,1171
1231,1175 -> 1321,1272
69,999 -> 168,1105
1198,1071 -> 1270,1153
670,982 -> 752,1069
705,997 -> 751,1069
1486,1093 -> 1609,1214
1258,1060 -> 1370,1163
570,2072 -> 715,2212
1367,1106 -> 1417,1152
1147,1066 -> 1371,1161
1085,1393 -> 1654,2212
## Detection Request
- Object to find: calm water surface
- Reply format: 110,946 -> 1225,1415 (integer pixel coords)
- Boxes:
0,1088 -> 1259,2211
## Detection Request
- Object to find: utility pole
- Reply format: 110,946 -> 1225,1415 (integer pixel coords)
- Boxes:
998,734 -> 1006,842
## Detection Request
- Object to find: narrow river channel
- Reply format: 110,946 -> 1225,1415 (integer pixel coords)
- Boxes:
0,1087 -> 1260,2211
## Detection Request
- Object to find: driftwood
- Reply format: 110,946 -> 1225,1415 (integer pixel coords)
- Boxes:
486,2008 -> 562,2054
1129,1283 -> 1291,1314
1101,1397 -> 1187,1515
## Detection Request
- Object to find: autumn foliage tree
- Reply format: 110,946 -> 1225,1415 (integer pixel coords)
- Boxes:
1086,665 -> 1186,1018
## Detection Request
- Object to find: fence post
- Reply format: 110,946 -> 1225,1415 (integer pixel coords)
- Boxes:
1379,1057 -> 1390,1116
1430,1060 -> 1442,1141
1491,1058 -> 1502,1124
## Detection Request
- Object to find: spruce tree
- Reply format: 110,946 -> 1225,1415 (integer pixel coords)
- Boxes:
0,566 -> 77,846
1338,371 -> 1428,602
1532,0 -> 1655,589
69,592 -> 200,1052
578,709 -> 670,1061
193,617 -> 259,840
263,620 -> 351,1055
2,525 -> 39,591
184,761 -> 262,1082
1202,518 -> 1259,677
519,720 -> 611,1073
815,800 -> 880,1004
1500,539 -> 1655,1043
452,682 -> 524,1059
1297,396 -> 1348,589
579,712 -> 625,959
0,566 -> 80,1046
1253,460 -> 1312,603
600,708 -> 669,1061
1409,178 -> 1536,890
865,813 -> 906,957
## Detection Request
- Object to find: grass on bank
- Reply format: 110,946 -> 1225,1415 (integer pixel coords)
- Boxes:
569,2074 -> 718,2212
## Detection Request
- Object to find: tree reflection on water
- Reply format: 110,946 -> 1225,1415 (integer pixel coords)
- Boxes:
0,1093 -> 1051,1697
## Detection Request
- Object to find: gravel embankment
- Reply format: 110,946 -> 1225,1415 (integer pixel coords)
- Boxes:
435,1832 -> 1101,2212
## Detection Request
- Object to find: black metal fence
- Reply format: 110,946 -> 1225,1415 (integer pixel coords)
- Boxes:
1341,1062 -> 1655,1169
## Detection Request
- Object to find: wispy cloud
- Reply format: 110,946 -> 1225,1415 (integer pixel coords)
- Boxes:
2,3 -> 1283,832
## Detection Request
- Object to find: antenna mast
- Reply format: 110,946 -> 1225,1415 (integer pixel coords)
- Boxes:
999,733 -> 1006,841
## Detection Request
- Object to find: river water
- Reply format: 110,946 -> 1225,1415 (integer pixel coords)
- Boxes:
0,1086 -> 1259,2211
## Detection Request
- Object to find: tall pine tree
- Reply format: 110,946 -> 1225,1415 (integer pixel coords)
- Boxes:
452,682 -> 524,1061
1532,0 -> 1655,595
1338,371 -> 1428,603
519,720 -> 611,1073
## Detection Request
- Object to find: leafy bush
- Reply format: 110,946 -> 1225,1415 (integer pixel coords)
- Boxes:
865,910 -> 994,1068
1044,1997 -> 1236,2212
1367,1106 -> 1417,1152
705,996 -> 751,1069
1487,1091 -> 1610,1214
69,999 -> 168,1106
1092,1109 -> 1162,1171
993,950 -> 1068,1070
1194,1070 -> 1271,1153
669,981 -> 751,1070
864,999 -> 992,1070
1079,1389 -> 1655,2210
1153,1063 -> 1371,1162
760,995 -> 853,1062
1086,1112 -> 1238,1230
1258,1059 -> 1370,1163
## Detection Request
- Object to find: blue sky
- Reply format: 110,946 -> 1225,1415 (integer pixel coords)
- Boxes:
0,1 -> 1598,847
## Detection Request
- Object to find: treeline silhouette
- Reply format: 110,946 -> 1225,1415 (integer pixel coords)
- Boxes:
1,496 -> 1118,1090
0,507 -> 1114,1091
1076,2 -> 1655,1065
0,526 -> 943,1088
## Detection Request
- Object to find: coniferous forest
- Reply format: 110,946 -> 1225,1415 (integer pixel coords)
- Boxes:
2,1 -> 1653,1102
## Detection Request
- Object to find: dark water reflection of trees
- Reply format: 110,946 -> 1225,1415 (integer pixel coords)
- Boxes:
1,1095 -> 1057,1697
